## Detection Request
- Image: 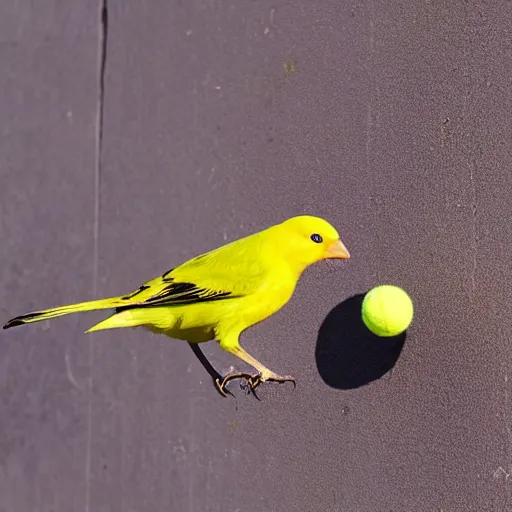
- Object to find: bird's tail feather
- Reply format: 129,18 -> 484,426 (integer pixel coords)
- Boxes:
86,307 -> 177,334
3,296 -> 126,330
85,310 -> 144,333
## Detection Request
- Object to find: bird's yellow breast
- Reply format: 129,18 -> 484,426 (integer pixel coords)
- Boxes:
238,277 -> 296,327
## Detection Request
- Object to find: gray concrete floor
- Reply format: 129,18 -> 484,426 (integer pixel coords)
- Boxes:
1,1 -> 512,511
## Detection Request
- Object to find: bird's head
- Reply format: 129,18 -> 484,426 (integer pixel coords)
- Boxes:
275,215 -> 350,270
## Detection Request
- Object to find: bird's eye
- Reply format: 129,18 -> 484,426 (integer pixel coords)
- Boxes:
310,233 -> 323,243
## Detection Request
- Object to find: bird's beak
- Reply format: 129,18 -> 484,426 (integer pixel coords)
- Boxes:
324,239 -> 350,259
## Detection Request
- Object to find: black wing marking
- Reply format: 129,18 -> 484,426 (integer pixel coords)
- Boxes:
120,284 -> 150,301
120,266 -> 177,302
115,278 -> 240,312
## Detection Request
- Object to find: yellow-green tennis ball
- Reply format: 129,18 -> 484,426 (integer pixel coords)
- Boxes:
361,285 -> 413,337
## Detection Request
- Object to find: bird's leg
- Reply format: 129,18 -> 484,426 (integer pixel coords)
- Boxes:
188,343 -> 254,397
219,343 -> 296,390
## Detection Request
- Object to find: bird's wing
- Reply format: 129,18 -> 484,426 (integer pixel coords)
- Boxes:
116,237 -> 267,310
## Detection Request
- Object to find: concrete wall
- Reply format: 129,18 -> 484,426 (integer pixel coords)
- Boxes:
2,2 -> 512,510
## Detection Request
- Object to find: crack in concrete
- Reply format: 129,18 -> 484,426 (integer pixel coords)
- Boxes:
85,1 -> 108,511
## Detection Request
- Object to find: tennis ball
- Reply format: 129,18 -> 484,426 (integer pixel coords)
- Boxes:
361,285 -> 413,337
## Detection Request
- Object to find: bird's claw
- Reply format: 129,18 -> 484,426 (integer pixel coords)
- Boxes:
237,373 -> 296,398
214,372 -> 296,398
247,374 -> 262,389
214,371 -> 257,397
265,375 -> 296,389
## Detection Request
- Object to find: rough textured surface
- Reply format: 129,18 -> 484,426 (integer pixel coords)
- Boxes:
0,2 -> 100,511
2,1 -> 512,511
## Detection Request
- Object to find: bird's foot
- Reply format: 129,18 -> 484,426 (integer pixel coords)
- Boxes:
214,371 -> 296,398
214,371 -> 257,397
262,373 -> 296,389
240,372 -> 296,400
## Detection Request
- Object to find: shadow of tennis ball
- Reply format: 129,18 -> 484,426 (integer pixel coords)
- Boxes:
315,294 -> 407,389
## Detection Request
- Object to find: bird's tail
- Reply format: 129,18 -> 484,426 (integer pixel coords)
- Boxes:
85,306 -> 178,333
84,309 -> 148,333
3,296 -> 127,330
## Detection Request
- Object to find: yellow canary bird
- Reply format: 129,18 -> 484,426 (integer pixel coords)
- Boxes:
3,215 -> 350,396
